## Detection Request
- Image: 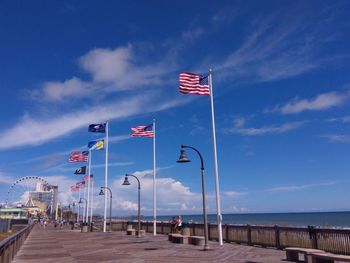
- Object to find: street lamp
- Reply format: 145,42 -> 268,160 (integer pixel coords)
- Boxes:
78,198 -> 87,223
122,173 -> 141,237
99,187 -> 113,232
177,144 -> 209,251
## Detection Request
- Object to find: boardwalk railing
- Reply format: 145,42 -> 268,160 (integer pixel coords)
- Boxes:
0,220 -> 11,233
0,223 -> 34,263
110,221 -> 350,255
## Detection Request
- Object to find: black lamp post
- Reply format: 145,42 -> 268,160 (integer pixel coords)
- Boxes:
99,187 -> 113,232
78,198 -> 87,223
122,173 -> 141,237
177,144 -> 209,251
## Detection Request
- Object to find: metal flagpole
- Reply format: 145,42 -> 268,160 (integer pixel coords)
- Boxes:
78,188 -> 81,222
153,119 -> 157,236
86,150 -> 92,223
208,69 -> 223,245
90,177 -> 94,223
83,185 -> 86,222
103,121 -> 109,232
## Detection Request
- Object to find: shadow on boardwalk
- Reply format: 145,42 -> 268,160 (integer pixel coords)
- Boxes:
12,224 -> 291,263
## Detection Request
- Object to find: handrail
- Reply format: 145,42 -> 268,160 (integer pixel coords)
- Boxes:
0,224 -> 34,263
106,220 -> 350,255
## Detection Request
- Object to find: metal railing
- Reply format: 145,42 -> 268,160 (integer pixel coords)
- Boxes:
0,221 -> 11,233
109,221 -> 350,255
0,224 -> 34,263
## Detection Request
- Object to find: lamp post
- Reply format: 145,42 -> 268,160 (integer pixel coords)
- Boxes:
177,144 -> 209,251
99,187 -> 113,232
79,198 -> 87,223
122,173 -> 141,237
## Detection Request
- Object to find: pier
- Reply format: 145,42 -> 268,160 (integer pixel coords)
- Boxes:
9,224 -> 287,263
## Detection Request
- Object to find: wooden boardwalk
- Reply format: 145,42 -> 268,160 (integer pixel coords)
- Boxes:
12,224 -> 291,263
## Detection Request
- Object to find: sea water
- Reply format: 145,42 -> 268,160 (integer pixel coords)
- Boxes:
143,211 -> 350,228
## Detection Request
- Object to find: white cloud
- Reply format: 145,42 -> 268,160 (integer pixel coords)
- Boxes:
42,175 -> 78,204
224,191 -> 248,198
92,162 -> 134,169
279,92 -> 348,114
110,177 -> 202,214
181,27 -> 205,42
79,45 -> 167,89
233,117 -> 246,128
227,121 -> 305,136
0,94 -> 187,150
232,206 -> 248,213
109,134 -> 131,143
0,172 -> 15,184
265,181 -> 337,193
83,169 -> 204,215
213,8 -> 344,83
322,134 -> 350,143
37,77 -> 94,102
327,116 -> 350,123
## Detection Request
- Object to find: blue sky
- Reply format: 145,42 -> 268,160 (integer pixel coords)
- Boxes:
0,0 -> 350,216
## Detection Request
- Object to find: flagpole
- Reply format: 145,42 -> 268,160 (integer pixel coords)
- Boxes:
86,150 -> 92,223
83,186 -> 86,222
90,178 -> 94,224
209,69 -> 223,245
153,119 -> 157,236
103,121 -> 109,233
78,188 -> 80,222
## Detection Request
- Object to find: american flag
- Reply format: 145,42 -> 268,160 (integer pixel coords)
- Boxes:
131,124 -> 154,138
83,174 -> 94,182
179,72 -> 210,96
76,181 -> 85,188
69,151 -> 89,162
70,185 -> 79,192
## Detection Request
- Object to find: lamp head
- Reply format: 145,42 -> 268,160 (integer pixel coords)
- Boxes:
98,189 -> 105,196
122,176 -> 131,185
78,198 -> 83,204
177,147 -> 191,163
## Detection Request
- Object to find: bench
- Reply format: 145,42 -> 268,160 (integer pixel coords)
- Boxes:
126,229 -> 136,236
188,236 -> 205,246
285,247 -> 325,262
311,252 -> 350,263
169,233 -> 189,244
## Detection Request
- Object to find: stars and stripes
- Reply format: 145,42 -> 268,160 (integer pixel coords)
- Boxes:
131,124 -> 154,138
179,72 -> 210,96
70,181 -> 85,192
83,174 -> 94,182
69,151 -> 89,162
70,185 -> 79,192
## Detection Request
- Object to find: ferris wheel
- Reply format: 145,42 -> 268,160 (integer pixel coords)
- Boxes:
5,176 -> 50,208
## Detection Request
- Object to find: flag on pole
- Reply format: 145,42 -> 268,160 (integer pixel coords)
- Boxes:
88,140 -> 104,150
131,124 -> 154,138
76,181 -> 86,188
179,72 -> 210,96
74,166 -> 86,175
69,151 -> 89,162
88,123 -> 106,133
83,174 -> 94,182
70,185 -> 79,192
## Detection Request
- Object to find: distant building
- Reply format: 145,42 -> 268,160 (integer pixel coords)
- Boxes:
0,208 -> 27,219
3,181 -> 58,219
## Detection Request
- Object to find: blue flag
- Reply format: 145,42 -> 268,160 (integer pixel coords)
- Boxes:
88,123 -> 106,133
88,140 -> 104,150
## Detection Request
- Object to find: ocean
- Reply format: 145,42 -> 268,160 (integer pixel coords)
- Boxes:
143,211 -> 350,228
